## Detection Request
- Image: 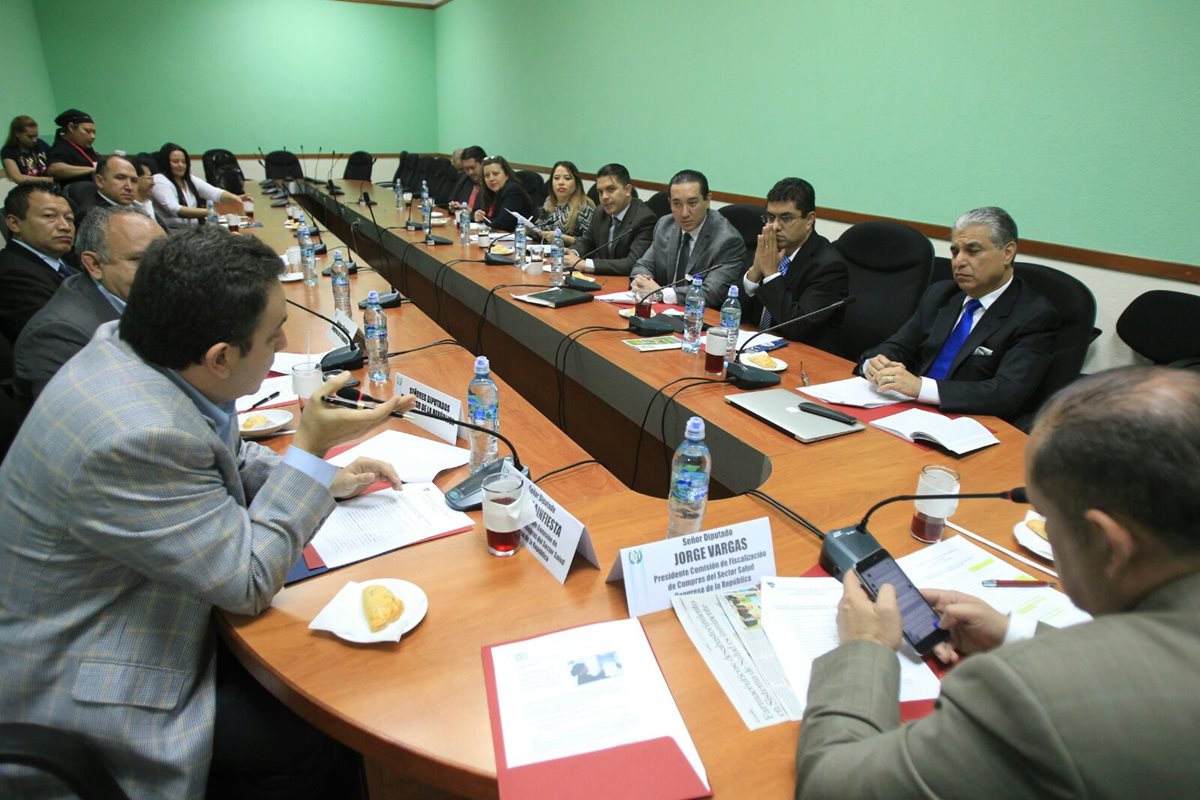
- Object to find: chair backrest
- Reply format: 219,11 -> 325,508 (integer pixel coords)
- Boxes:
202,149 -> 237,183
137,151 -> 160,174
1117,290 -> 1200,364
343,150 -> 375,182
427,157 -> 457,205
1011,261 -> 1098,426
64,181 -> 98,218
645,190 -> 670,219
397,151 -> 420,189
931,255 -> 952,285
717,203 -> 763,254
821,220 -> 934,360
412,155 -> 435,190
203,149 -> 244,194
264,150 -> 302,180
0,722 -> 130,800
514,170 -> 545,208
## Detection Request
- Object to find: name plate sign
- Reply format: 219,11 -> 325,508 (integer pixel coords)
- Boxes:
507,467 -> 598,584
392,373 -> 462,444
606,517 -> 775,617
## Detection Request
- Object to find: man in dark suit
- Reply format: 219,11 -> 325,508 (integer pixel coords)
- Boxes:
630,169 -> 747,309
860,207 -> 1057,421
564,163 -> 656,276
796,367 -> 1200,798
14,206 -> 165,409
742,177 -> 847,343
73,154 -> 141,224
0,183 -> 76,345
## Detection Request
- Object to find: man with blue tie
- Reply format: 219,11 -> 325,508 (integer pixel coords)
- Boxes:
742,177 -> 848,343
0,183 -> 77,345
861,207 -> 1058,422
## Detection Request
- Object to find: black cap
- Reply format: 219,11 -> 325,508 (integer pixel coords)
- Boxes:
54,108 -> 93,127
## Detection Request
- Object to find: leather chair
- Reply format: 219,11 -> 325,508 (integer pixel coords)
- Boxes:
426,157 -> 457,204
717,203 -> 763,254
64,181 -> 98,218
0,723 -> 129,799
645,190 -> 670,219
343,151 -> 375,182
818,220 -> 933,360
1117,290 -> 1200,367
514,170 -> 546,208
264,150 -> 302,181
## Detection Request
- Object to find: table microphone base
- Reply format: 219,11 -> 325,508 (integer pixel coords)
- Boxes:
484,252 -> 515,265
628,316 -> 679,335
320,345 -> 364,371
424,235 -> 453,246
725,362 -> 782,390
445,458 -> 530,511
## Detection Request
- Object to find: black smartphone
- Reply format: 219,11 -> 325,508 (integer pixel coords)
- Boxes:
855,548 -> 949,655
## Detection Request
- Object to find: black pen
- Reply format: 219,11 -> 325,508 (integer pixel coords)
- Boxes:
321,394 -> 378,411
248,391 -> 279,410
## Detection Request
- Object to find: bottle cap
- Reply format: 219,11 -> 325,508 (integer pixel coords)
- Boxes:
692,274 -> 703,285
367,290 -> 379,302
474,355 -> 490,374
685,416 -> 705,440
728,285 -> 739,298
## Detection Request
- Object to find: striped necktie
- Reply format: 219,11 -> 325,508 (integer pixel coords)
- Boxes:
759,255 -> 792,329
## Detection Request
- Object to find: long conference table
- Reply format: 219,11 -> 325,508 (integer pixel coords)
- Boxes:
217,180 -> 1034,799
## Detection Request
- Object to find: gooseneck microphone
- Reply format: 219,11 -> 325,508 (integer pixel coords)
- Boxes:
725,296 -> 858,389
625,259 -> 742,336
560,224 -> 643,291
285,299 -> 364,370
818,487 -> 1029,579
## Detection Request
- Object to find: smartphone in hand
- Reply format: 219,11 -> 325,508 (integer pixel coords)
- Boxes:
855,549 -> 949,656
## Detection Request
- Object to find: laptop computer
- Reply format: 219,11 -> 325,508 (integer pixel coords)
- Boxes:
725,388 -> 865,443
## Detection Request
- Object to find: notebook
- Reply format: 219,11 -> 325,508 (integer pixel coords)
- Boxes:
725,388 -> 865,443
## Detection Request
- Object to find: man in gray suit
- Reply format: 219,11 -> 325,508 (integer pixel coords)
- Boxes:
630,169 -> 746,309
795,366 -> 1200,798
14,206 -> 164,410
0,226 -> 414,799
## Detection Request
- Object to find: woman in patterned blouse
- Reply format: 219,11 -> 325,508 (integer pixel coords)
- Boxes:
533,160 -> 595,246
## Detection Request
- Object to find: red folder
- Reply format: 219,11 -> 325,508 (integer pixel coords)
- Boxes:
482,624 -> 712,800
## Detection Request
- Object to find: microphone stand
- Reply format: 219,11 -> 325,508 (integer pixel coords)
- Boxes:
285,299 -> 364,371
725,296 -> 858,390
625,259 -> 741,336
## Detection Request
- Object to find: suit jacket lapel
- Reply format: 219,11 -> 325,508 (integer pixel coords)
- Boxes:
949,280 -> 1019,374
920,290 -> 967,373
687,212 -> 715,274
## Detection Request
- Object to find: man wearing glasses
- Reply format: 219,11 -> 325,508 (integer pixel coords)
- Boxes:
742,177 -> 848,342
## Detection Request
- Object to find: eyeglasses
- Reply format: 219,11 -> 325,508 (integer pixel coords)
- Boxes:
761,212 -> 810,226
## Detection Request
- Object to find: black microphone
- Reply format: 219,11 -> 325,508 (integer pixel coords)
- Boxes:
358,190 -> 378,206
325,151 -> 344,194
725,296 -> 858,389
626,259 -> 741,336
819,487 -> 1029,579
284,299 -> 364,371
560,223 -> 644,291
255,147 -> 275,189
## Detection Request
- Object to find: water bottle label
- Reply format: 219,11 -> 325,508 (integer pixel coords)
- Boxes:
671,469 -> 709,502
468,397 -> 497,424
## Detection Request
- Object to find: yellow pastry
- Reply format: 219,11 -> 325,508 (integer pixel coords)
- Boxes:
748,352 -> 778,369
1026,518 -> 1048,540
362,585 -> 404,632
241,414 -> 269,430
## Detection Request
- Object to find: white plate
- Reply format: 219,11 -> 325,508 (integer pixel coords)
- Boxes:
310,579 -> 429,644
738,352 -> 788,372
429,217 -> 451,226
431,211 -> 446,219
279,271 -> 305,282
1013,514 -> 1053,561
237,409 -> 293,438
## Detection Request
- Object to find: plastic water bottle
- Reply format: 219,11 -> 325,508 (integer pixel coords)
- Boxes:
330,250 -> 352,316
514,225 -> 527,265
364,290 -> 390,383
682,275 -> 705,354
459,205 -> 471,245
206,200 -> 220,226
421,188 -> 434,245
298,214 -> 317,286
719,285 -> 742,367
466,356 -> 500,474
667,416 -> 711,538
394,177 -> 403,210
550,227 -> 565,286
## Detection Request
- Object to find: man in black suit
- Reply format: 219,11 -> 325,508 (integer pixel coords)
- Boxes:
630,169 -> 747,309
15,206 -> 165,409
0,183 -> 76,345
742,177 -> 847,343
74,154 -> 141,224
861,207 -> 1058,421
564,163 -> 656,276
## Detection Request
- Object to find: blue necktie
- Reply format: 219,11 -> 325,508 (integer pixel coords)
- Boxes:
56,261 -> 77,279
759,255 -> 791,329
927,298 -> 983,380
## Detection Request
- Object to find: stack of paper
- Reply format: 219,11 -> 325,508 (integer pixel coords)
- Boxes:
800,376 -> 907,408
327,429 -> 470,483
870,408 -> 999,455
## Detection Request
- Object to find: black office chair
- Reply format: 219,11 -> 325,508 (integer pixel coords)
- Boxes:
514,170 -> 546,208
1117,290 -> 1200,367
717,203 -> 763,254
931,255 -> 952,285
264,150 -> 303,181
64,181 -> 98,220
426,157 -> 457,204
202,149 -> 244,194
817,220 -> 934,360
412,155 -> 435,192
343,151 -> 375,182
0,723 -> 130,800
397,151 -> 419,189
1011,261 -> 1100,430
645,190 -> 670,219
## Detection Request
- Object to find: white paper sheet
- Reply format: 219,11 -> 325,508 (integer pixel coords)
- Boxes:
309,484 -> 473,568
898,536 -> 1090,628
489,618 -> 708,789
327,428 -> 470,483
271,350 -> 332,375
596,290 -> 639,304
236,375 -> 299,412
800,376 -> 907,408
760,576 -> 942,715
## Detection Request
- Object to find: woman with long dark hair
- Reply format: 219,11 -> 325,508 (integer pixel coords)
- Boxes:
472,155 -> 532,233
532,160 -> 594,246
150,142 -> 250,229
2,115 -> 52,185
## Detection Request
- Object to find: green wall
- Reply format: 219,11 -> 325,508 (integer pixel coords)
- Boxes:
29,0 -> 437,158
433,0 -> 1200,267
0,0 -> 58,139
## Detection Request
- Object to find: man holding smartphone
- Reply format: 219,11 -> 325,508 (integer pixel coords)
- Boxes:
796,367 -> 1200,798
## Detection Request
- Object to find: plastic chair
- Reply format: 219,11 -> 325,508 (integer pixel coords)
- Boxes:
0,723 -> 130,800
